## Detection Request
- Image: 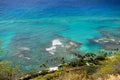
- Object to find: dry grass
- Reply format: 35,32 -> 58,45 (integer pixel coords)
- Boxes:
96,75 -> 120,80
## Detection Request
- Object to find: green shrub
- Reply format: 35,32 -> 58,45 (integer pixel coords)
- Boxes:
95,56 -> 105,61
40,70 -> 49,75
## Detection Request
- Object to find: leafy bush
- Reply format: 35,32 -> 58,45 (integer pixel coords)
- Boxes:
0,61 -> 20,80
40,70 -> 49,75
95,56 -> 105,61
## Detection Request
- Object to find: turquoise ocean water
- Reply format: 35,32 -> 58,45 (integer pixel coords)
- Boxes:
0,0 -> 120,72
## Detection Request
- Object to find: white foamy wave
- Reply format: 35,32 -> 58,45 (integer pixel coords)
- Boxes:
46,46 -> 56,55
18,54 -> 31,60
18,47 -> 30,51
46,39 -> 80,55
52,39 -> 63,46
46,39 -> 64,55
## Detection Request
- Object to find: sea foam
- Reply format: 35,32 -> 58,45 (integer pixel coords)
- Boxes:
46,39 -> 63,55
46,38 -> 80,55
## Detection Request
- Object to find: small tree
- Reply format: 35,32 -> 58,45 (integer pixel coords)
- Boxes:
40,64 -> 47,69
0,61 -> 20,80
83,53 -> 96,61
61,57 -> 65,64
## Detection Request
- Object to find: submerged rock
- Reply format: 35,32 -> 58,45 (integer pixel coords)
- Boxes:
89,27 -> 120,50
45,37 -> 81,55
89,38 -> 119,44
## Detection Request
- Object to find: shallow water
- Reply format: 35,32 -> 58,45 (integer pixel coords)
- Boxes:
0,16 -> 120,72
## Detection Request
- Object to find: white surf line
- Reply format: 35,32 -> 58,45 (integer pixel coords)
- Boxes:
46,39 -> 63,55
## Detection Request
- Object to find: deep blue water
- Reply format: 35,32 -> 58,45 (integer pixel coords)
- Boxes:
0,0 -> 120,72
0,0 -> 120,19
